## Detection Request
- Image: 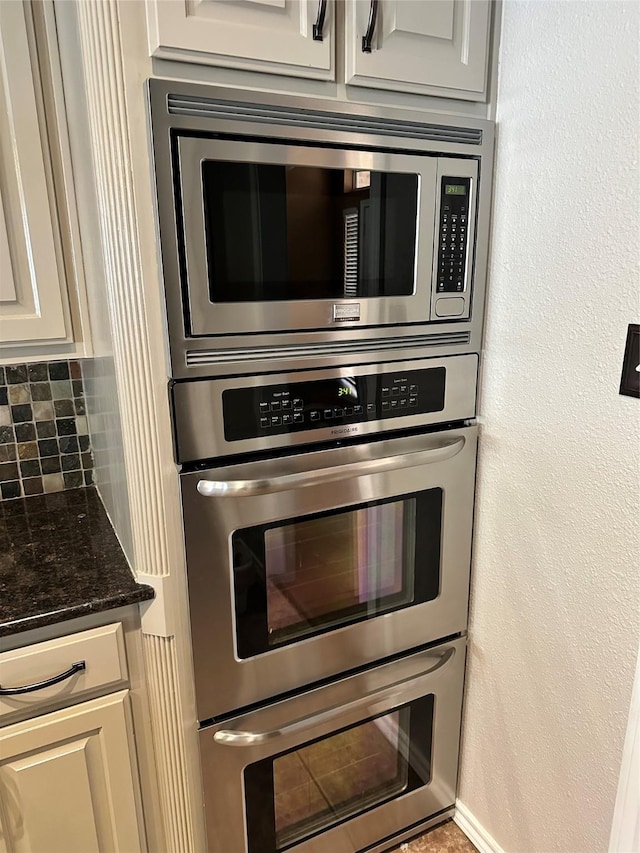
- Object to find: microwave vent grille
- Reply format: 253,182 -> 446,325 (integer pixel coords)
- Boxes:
185,332 -> 471,367
167,95 -> 483,146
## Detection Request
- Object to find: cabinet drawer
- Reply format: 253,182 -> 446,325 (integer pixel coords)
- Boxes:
0,623 -> 128,722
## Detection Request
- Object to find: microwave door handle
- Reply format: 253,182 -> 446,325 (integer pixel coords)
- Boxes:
213,648 -> 455,747
197,435 -> 464,498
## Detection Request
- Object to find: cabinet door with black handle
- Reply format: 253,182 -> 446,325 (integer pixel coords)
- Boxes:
345,0 -> 492,102
146,0 -> 335,81
0,691 -> 144,853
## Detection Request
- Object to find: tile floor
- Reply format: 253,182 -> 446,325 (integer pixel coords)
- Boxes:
389,820 -> 478,852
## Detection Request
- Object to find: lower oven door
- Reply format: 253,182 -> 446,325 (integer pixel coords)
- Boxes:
182,425 -> 476,720
199,637 -> 466,853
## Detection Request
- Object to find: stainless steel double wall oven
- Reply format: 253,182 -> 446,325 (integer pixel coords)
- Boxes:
149,80 -> 494,853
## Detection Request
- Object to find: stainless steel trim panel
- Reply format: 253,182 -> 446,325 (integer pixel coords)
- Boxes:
172,353 -> 477,462
183,331 -> 472,376
199,637 -> 466,853
167,93 -> 484,145
181,426 -> 477,719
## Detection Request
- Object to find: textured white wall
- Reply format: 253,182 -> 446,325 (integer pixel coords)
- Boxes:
459,2 -> 640,852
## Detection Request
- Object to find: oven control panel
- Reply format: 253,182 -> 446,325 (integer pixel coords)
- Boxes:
222,366 -> 446,442
436,177 -> 470,294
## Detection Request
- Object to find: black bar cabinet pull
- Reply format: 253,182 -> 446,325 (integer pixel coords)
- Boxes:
361,0 -> 379,53
312,0 -> 327,41
0,661 -> 86,696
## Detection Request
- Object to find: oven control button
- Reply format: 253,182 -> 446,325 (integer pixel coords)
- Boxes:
354,405 -> 363,415
270,401 -> 281,412
282,399 -> 292,411
345,407 -> 353,416
333,407 -> 344,418
391,387 -> 400,396
410,385 -> 418,392
324,409 -> 333,419
293,413 -> 304,424
409,398 -> 418,407
400,398 -> 408,407
271,415 -> 281,426
310,411 -> 320,421
282,414 -> 293,425
390,399 -> 399,409
293,398 -> 303,411
400,385 -> 408,393
259,402 -> 269,413
382,387 -> 390,397
382,401 -> 390,411
367,403 -> 375,413
260,417 -> 269,428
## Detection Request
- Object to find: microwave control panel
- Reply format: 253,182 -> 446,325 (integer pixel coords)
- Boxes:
436,177 -> 471,295
223,367 -> 446,442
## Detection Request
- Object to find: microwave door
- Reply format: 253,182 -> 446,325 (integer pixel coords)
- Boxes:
176,137 -> 437,337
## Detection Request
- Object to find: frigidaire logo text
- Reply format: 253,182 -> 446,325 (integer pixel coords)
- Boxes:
331,426 -> 359,436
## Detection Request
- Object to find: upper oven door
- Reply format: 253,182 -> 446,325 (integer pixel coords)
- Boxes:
181,425 -> 476,720
176,137 -> 476,336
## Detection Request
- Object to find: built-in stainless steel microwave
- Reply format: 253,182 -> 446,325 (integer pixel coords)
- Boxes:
149,80 -> 495,379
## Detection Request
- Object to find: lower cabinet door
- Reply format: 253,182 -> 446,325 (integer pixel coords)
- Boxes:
0,690 -> 144,853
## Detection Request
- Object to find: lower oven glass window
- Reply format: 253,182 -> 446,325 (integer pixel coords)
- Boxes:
244,696 -> 434,852
232,489 -> 442,658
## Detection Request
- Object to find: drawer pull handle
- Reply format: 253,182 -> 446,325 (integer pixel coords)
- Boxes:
0,661 -> 86,696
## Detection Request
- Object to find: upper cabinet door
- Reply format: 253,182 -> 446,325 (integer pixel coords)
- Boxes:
146,0 -> 335,80
345,0 -> 492,101
0,0 -> 68,347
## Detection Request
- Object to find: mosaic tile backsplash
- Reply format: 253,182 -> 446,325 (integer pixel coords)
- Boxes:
0,361 -> 93,500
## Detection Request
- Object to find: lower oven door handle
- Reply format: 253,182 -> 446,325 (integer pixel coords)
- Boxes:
197,436 -> 465,498
212,647 -> 455,747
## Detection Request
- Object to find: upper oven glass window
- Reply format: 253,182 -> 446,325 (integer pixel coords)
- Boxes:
201,162 -> 419,302
231,489 -> 442,659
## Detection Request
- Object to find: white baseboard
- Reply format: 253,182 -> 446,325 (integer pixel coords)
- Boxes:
455,801 -> 505,853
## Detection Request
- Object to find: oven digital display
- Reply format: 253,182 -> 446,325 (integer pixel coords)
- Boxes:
337,384 -> 357,398
222,367 -> 446,442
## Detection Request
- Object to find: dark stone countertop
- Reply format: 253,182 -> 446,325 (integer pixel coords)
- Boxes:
0,487 -> 154,638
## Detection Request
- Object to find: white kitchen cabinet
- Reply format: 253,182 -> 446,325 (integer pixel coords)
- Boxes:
0,0 -> 91,359
145,0 -> 492,102
345,0 -> 492,100
146,0 -> 335,80
0,0 -> 67,347
0,616 -> 155,852
0,691 -> 144,853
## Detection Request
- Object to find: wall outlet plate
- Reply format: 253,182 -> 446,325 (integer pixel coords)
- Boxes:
619,324 -> 639,399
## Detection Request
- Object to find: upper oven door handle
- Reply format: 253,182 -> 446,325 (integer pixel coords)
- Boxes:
196,435 -> 465,497
213,647 -> 455,747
